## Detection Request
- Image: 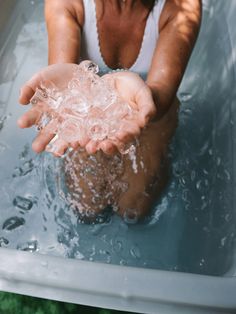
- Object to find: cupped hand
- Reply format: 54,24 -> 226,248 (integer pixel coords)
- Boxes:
18,64 -> 157,156
18,63 -> 87,155
88,71 -> 157,155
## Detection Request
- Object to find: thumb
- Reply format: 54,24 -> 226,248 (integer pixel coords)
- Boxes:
135,85 -> 157,127
19,72 -> 43,105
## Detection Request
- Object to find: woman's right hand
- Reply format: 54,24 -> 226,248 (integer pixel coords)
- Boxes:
18,63 -> 88,156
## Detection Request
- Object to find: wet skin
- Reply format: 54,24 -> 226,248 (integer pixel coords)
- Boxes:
18,0 -> 202,220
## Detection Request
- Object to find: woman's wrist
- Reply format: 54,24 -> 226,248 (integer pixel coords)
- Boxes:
147,83 -> 175,121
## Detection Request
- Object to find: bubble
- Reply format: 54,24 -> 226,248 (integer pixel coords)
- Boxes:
13,196 -> 33,211
17,240 -> 38,252
119,259 -> 127,266
220,236 -> 227,247
224,169 -> 231,181
130,244 -> 141,259
2,216 -> 25,231
199,258 -> 205,267
179,92 -> 192,102
0,237 -> 9,247
123,208 -> 138,224
113,240 -> 123,253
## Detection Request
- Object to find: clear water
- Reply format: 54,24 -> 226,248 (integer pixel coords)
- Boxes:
0,0 -> 235,276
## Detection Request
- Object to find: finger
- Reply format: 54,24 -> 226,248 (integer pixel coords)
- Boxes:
70,142 -> 80,150
78,135 -> 90,147
115,122 -> 140,142
85,140 -> 99,154
98,140 -> 117,155
19,73 -> 42,105
32,131 -> 55,154
46,138 -> 69,157
17,107 -> 42,128
31,119 -> 58,153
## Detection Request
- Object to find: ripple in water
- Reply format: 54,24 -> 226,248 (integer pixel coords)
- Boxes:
13,196 -> 33,211
2,216 -> 25,231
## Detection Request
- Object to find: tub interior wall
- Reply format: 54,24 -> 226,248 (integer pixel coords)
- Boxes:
0,0 -> 236,277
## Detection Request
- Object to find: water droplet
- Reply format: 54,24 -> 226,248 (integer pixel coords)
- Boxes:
196,180 -> 201,190
17,240 -> 38,252
224,169 -> 231,181
75,251 -> 85,260
119,259 -> 127,266
13,196 -> 33,211
203,169 -> 209,175
225,213 -> 231,222
12,167 -> 23,177
179,92 -> 192,102
199,258 -> 205,267
179,177 -> 187,187
123,209 -> 138,224
2,216 -> 25,231
130,245 -> 141,259
112,239 -> 123,253
0,115 -> 8,131
0,237 -> 9,247
182,189 -> 189,201
0,142 -> 7,153
190,170 -> 196,181
90,224 -> 104,235
220,237 -> 227,247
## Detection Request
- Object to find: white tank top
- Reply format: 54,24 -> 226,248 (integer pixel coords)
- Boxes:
80,0 -> 166,77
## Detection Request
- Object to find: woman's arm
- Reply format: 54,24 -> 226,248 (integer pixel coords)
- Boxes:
45,0 -> 84,64
146,0 -> 202,119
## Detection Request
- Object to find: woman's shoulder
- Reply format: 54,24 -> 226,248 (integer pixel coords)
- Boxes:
45,0 -> 85,28
159,0 -> 202,32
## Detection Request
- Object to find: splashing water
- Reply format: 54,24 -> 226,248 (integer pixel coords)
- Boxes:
30,61 -> 137,153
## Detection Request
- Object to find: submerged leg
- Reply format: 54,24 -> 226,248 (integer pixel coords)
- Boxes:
64,97 -> 179,222
63,149 -> 125,221
117,97 -> 180,221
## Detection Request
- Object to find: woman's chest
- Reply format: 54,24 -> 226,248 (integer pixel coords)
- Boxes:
96,8 -> 149,69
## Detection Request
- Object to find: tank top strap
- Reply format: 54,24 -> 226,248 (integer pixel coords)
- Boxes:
152,0 -> 166,33
129,0 -> 166,73
80,0 -> 108,70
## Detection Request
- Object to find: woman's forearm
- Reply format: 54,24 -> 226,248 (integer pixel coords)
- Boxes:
147,0 -> 202,119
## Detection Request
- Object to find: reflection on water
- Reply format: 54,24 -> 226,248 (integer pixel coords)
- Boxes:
0,0 -> 236,276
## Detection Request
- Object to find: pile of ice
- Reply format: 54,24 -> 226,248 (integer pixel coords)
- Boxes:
30,61 -> 137,153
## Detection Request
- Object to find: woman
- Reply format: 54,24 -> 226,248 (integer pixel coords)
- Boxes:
18,0 -> 202,221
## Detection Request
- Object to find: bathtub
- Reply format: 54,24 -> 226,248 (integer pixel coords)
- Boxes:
0,0 -> 236,313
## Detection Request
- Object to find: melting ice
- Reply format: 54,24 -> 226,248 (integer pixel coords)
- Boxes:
30,61 -> 137,153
